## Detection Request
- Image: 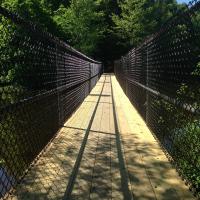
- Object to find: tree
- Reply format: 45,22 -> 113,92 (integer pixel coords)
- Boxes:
53,0 -> 106,56
113,0 -> 179,47
95,0 -> 129,63
1,0 -> 60,35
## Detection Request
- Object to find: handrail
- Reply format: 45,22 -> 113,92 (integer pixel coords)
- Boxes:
0,6 -> 102,199
114,0 -> 200,195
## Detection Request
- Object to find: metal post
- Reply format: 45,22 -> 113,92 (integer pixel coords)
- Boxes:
89,63 -> 91,93
56,45 -> 61,126
146,44 -> 149,124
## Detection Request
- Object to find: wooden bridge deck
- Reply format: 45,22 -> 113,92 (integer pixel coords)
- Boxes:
9,74 -> 194,200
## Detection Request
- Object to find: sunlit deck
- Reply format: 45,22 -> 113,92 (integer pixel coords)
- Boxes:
9,74 -> 194,200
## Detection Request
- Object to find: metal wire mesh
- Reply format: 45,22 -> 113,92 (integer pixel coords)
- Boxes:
115,0 -> 200,196
0,6 -> 102,199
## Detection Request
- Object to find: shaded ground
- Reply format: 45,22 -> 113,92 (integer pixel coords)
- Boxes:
8,74 -> 194,200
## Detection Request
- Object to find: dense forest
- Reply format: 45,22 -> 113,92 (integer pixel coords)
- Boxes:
1,0 -> 186,63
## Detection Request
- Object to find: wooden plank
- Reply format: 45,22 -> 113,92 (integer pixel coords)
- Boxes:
71,87 -> 104,199
109,79 -> 124,200
89,78 -> 112,200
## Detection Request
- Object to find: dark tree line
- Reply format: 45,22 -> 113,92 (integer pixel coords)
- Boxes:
0,0 -> 186,62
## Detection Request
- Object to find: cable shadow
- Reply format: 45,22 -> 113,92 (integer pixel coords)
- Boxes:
63,125 -> 116,136
110,75 -> 134,200
89,94 -> 111,97
84,100 -> 113,104
62,76 -> 106,199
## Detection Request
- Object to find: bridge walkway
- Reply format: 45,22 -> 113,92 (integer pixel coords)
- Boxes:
10,74 -> 194,200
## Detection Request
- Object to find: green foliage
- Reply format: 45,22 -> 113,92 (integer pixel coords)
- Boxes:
192,62 -> 200,76
113,0 -> 179,47
0,0 -> 183,60
150,6 -> 200,187
156,73 -> 200,192
53,0 -> 105,55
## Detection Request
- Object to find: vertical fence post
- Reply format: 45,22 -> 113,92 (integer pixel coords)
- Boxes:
125,56 -> 128,95
89,63 -> 91,93
56,44 -> 61,127
146,43 -> 149,125
102,63 -> 104,75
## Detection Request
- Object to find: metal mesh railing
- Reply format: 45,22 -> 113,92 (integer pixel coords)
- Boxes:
115,0 -> 200,197
0,6 -> 102,199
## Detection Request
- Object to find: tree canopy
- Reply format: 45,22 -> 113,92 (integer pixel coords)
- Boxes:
0,0 -> 185,61
113,0 -> 179,47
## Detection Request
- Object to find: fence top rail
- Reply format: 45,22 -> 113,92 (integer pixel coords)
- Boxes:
0,6 -> 101,65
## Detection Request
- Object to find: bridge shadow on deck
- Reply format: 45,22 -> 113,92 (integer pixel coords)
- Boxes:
9,74 -> 194,200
